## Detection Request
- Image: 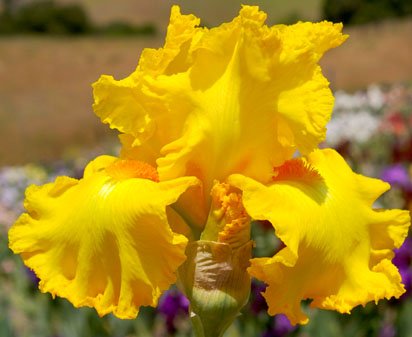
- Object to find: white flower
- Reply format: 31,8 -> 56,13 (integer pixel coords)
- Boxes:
367,84 -> 385,110
326,110 -> 380,146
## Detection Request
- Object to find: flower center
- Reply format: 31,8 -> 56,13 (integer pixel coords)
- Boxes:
201,181 -> 250,248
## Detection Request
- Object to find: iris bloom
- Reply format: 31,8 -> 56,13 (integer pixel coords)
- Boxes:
8,5 -> 410,335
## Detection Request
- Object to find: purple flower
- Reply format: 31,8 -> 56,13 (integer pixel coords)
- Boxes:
25,267 -> 39,286
379,323 -> 396,337
250,280 -> 268,314
393,237 -> 412,296
273,314 -> 296,336
381,164 -> 412,191
262,314 -> 296,337
158,289 -> 189,333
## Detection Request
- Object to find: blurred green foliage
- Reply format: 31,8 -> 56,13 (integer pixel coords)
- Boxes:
15,1 -> 91,34
0,0 -> 156,36
0,0 -> 91,34
322,0 -> 412,24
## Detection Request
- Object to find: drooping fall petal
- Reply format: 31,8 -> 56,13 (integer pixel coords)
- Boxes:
93,5 -> 347,190
229,148 -> 410,325
8,156 -> 198,319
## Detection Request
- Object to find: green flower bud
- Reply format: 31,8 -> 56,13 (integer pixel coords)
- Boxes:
178,240 -> 253,337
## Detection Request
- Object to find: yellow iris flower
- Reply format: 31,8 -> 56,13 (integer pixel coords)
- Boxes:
8,5 -> 410,328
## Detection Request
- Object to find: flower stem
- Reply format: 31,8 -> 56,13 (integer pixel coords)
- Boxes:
190,311 -> 229,337
191,314 -> 206,337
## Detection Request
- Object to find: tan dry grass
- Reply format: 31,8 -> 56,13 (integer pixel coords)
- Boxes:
321,18 -> 412,90
0,36 -> 160,165
0,19 -> 411,165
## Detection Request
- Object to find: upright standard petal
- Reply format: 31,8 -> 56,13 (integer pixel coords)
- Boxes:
8,156 -> 198,319
92,5 -> 203,153
93,6 -> 347,190
229,149 -> 410,325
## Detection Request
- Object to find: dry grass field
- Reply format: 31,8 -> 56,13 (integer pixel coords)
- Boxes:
0,13 -> 412,165
321,19 -> 412,90
0,37 -> 159,165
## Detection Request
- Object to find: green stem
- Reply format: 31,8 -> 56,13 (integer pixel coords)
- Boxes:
191,314 -> 205,337
191,312 -> 227,337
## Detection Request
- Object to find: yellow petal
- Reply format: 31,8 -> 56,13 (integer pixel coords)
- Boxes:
93,6 -> 346,190
229,148 -> 410,325
92,5 -> 203,152
8,156 -> 198,319
154,10 -> 347,185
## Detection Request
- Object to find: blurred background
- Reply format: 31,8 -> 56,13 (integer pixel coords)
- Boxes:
0,1 -> 412,336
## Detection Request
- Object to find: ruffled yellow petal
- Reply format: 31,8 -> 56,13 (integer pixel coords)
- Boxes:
229,148 -> 410,325
93,5 -> 203,151
92,75 -> 154,143
8,156 -> 198,319
93,6 -> 346,190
